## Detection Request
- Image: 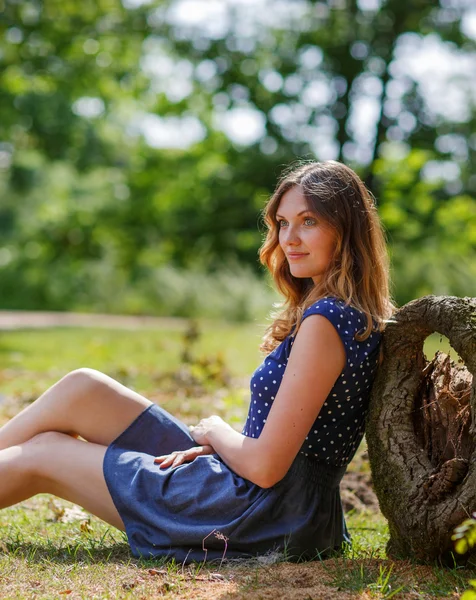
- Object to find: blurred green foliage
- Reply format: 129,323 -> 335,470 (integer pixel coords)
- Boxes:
453,516 -> 476,599
0,0 -> 475,317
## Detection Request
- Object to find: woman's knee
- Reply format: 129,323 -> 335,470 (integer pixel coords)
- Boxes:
7,433 -> 68,493
25,431 -> 68,447
23,432 -> 77,481
21,434 -> 113,519
62,367 -> 106,388
57,368 -> 108,403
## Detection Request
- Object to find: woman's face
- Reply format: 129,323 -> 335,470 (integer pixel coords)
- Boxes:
276,185 -> 337,285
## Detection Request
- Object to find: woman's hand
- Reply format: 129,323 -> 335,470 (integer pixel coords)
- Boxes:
154,445 -> 215,469
189,415 -> 231,446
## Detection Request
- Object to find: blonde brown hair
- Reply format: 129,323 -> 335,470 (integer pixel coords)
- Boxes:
260,160 -> 395,353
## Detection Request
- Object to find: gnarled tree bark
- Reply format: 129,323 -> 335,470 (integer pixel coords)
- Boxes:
366,295 -> 476,563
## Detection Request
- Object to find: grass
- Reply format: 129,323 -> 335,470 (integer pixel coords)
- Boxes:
0,320 -> 262,430
0,321 -> 472,599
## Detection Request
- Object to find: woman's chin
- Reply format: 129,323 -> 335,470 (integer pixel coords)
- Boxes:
290,268 -> 314,279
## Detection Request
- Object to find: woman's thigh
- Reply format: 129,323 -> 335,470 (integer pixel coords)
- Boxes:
55,369 -> 153,446
0,368 -> 153,449
28,432 -> 125,530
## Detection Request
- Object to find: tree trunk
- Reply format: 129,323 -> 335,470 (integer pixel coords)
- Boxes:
366,295 -> 476,563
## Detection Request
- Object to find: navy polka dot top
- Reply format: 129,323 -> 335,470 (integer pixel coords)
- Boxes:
242,296 -> 382,467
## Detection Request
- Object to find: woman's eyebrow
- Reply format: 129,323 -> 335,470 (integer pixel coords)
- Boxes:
275,210 -> 313,218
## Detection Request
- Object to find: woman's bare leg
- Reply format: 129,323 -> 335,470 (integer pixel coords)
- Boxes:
0,431 -> 125,530
0,368 -> 152,450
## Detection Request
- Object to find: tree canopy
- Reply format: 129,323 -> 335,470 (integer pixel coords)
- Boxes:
1,0 -> 475,316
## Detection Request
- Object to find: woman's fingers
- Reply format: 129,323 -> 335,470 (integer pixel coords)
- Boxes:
153,446 -> 215,469
172,453 -> 185,467
154,449 -> 197,468
154,452 -> 179,467
154,454 -> 174,468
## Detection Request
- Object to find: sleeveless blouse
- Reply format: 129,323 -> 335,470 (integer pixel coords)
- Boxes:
242,296 -> 381,466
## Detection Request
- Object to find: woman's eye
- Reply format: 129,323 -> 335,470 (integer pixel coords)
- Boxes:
304,217 -> 316,226
277,219 -> 288,227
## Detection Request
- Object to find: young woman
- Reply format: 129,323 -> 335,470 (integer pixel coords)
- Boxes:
0,161 -> 394,562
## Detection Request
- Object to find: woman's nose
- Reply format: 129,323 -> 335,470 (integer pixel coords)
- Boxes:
284,225 -> 300,245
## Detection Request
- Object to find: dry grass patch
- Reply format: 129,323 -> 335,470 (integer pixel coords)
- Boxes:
0,495 -> 471,599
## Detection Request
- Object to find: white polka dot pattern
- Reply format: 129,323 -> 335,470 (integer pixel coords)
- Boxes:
242,297 -> 381,466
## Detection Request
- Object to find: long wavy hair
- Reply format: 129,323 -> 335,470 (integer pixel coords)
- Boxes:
260,160 -> 396,354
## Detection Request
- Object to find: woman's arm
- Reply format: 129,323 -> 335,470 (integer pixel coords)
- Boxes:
190,315 -> 346,488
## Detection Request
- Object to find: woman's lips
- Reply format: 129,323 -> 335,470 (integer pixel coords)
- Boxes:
287,253 -> 309,260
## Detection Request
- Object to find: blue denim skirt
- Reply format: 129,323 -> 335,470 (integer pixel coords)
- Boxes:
103,404 -> 349,563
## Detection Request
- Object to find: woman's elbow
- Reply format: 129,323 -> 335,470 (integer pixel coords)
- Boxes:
241,445 -> 291,488
251,466 -> 287,489
257,476 -> 279,489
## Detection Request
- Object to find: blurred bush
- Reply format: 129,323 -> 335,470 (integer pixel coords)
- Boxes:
1,0 -> 475,317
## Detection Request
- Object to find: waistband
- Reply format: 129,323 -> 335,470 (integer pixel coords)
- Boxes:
282,454 -> 347,489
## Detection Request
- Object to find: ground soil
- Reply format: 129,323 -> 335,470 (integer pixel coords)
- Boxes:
341,470 -> 379,513
120,562 -> 374,600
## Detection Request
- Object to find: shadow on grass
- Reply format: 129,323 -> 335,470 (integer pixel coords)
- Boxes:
1,541 -> 137,564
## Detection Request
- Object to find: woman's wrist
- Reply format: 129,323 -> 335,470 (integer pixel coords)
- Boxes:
190,415 -> 233,446
207,421 -> 234,445
198,444 -> 215,454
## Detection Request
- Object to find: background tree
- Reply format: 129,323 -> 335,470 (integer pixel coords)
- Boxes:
0,0 -> 475,316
